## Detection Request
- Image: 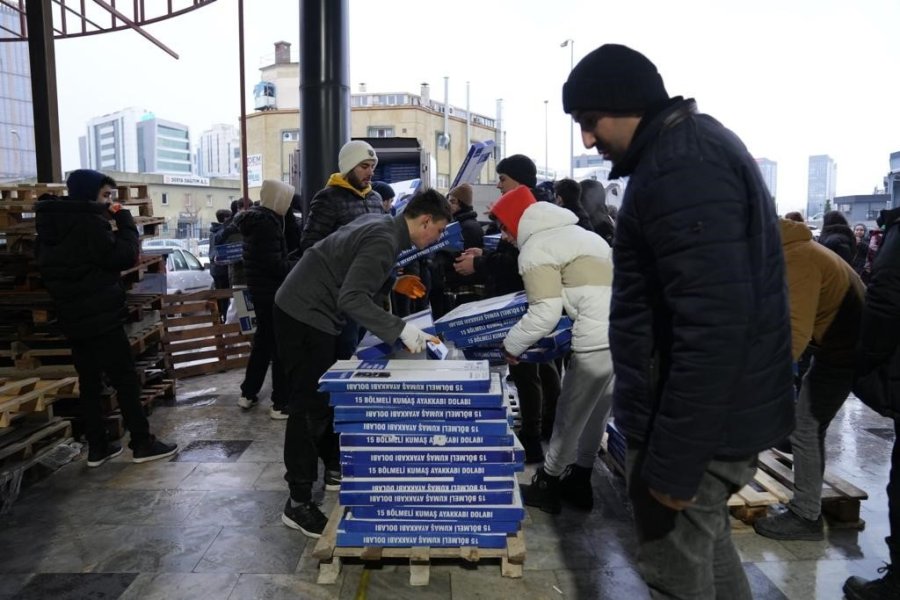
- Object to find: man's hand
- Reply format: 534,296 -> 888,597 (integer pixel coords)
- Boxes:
393,274 -> 426,299
399,323 -> 439,353
502,346 -> 519,365
454,252 -> 476,276
649,487 -> 695,511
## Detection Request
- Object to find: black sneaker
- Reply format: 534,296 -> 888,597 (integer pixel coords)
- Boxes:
324,470 -> 342,492
520,467 -> 562,514
844,564 -> 900,600
87,442 -> 123,468
282,499 -> 328,538
753,508 -> 824,541
132,436 -> 179,464
559,463 -> 594,511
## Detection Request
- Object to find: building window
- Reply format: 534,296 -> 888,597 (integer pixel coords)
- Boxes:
437,174 -> 450,189
206,195 -> 213,208
161,193 -> 169,206
367,126 -> 394,138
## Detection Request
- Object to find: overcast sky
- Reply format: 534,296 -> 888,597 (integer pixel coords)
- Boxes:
51,0 -> 900,214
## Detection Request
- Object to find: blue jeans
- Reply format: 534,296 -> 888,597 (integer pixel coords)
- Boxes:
626,445 -> 756,599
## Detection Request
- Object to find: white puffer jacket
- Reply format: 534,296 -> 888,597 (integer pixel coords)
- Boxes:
503,202 -> 612,356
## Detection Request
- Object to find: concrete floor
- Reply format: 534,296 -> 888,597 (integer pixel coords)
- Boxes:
0,367 -> 895,599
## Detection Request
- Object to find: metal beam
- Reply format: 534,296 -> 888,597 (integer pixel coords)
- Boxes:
91,0 -> 179,59
25,0 -> 62,182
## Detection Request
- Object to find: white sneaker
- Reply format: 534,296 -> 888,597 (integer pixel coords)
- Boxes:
269,406 -> 289,420
238,396 -> 259,410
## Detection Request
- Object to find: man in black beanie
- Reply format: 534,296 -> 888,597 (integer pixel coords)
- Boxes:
563,44 -> 794,598
496,154 -> 537,190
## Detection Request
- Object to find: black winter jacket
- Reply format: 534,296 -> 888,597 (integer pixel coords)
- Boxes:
208,221 -> 228,279
474,239 -> 524,297
235,206 -> 301,300
35,196 -> 139,341
300,176 -> 383,254
819,224 -> 855,265
454,208 -> 484,250
859,207 -> 900,410
610,98 -> 795,500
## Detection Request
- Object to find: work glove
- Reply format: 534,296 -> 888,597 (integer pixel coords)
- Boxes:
400,323 -> 438,353
393,274 -> 426,299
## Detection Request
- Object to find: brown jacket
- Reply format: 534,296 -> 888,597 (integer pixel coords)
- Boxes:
781,218 -> 864,363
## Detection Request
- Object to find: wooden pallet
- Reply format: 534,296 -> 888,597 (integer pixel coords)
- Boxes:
0,377 -> 77,427
312,504 -> 526,586
728,449 -> 868,529
161,289 -> 251,379
0,418 -> 72,468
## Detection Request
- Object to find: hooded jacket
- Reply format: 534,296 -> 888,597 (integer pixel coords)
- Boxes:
234,180 -> 301,300
818,223 -> 856,265
503,202 -> 611,356
780,218 -> 864,366
35,171 -> 139,341
609,97 -> 794,500
299,173 -> 384,253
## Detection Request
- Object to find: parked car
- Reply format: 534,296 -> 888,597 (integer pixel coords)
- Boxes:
142,238 -> 188,252
143,247 -> 212,295
196,241 -> 210,267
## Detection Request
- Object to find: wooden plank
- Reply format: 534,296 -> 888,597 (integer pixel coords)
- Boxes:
160,301 -> 212,316
168,347 -> 250,365
0,419 -> 71,463
753,469 -> 793,503
164,335 -> 250,354
173,356 -> 250,379
163,323 -> 242,342
312,503 -> 344,560
163,314 -> 219,328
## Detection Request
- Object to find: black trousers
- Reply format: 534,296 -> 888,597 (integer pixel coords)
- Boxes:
241,294 -> 286,407
69,327 -> 149,449
274,305 -> 340,502
510,361 -> 560,439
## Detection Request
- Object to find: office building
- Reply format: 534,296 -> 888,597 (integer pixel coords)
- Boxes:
807,154 -> 837,218
0,5 -> 37,181
755,158 -> 778,201
197,123 -> 240,179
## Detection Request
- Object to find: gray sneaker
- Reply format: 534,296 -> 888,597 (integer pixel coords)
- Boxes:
753,508 -> 824,541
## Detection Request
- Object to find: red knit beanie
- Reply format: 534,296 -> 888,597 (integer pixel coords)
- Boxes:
490,185 -> 536,240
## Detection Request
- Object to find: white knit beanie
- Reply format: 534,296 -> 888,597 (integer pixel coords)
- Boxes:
338,140 -> 378,175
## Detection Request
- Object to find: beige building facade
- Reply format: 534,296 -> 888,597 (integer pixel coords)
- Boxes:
100,170 -> 241,239
246,41 -> 500,194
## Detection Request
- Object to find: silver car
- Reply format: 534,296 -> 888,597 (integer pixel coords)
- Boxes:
164,248 -> 213,294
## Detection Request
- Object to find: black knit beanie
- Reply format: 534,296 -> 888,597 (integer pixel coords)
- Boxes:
562,44 -> 669,114
496,154 -> 537,189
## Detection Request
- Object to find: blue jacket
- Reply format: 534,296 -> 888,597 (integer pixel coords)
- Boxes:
610,98 -> 794,500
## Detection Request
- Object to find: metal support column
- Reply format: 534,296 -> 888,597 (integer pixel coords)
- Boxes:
299,0 -> 349,216
25,0 -> 61,182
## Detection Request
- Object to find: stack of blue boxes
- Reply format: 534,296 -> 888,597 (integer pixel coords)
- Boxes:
321,359 -> 526,548
434,291 -> 572,365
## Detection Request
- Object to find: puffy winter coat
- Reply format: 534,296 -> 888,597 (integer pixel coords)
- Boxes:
859,207 -> 900,411
35,195 -> 139,340
780,218 -> 864,366
300,174 -> 384,253
503,202 -> 611,356
818,223 -> 855,265
610,97 -> 794,500
235,181 -> 301,300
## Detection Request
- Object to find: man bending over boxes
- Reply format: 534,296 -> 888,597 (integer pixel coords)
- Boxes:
273,189 -> 451,538
492,185 -> 614,514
